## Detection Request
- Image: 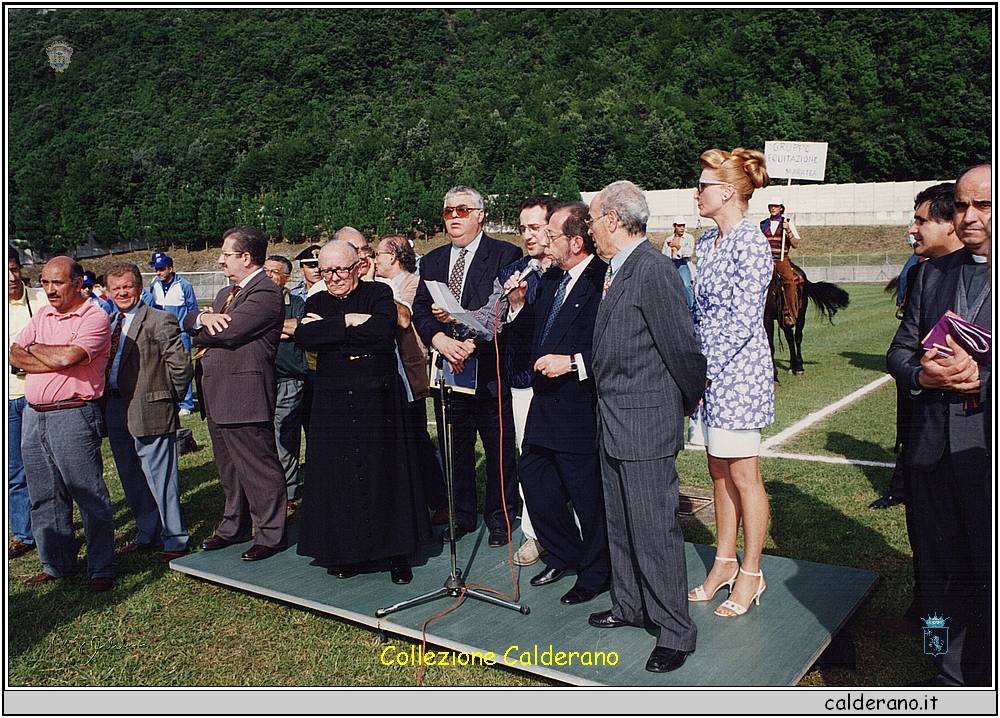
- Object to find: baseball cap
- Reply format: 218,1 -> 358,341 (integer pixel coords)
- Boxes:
151,252 -> 173,269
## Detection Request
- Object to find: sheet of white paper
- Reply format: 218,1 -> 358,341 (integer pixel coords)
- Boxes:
425,280 -> 490,336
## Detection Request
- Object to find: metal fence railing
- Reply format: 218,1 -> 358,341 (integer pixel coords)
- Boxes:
795,253 -> 912,267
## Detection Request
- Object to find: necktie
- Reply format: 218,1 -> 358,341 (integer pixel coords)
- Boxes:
448,248 -> 468,301
540,272 -> 571,345
105,313 -> 125,385
193,284 -> 241,360
602,263 -> 613,298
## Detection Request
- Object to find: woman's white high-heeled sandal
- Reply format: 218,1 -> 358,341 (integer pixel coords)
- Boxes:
715,567 -> 765,616
688,556 -> 739,602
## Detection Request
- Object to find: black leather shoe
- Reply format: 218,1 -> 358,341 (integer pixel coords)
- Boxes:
530,566 -> 567,587
869,493 -> 904,509
588,609 -> 640,629
388,556 -> 413,585
560,584 -> 608,605
440,526 -> 471,545
241,544 -> 281,561
200,535 -> 241,551
488,527 -> 509,548
645,646 -> 692,673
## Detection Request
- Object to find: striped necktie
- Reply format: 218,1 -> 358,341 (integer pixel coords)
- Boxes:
105,313 -> 125,385
192,284 -> 241,360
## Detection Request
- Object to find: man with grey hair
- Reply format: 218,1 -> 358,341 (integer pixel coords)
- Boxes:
586,180 -> 706,673
412,185 -> 523,548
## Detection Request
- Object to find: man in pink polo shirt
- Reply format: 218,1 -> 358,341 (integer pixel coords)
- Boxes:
9,256 -> 117,593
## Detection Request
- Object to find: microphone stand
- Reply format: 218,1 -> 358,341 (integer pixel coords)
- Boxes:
376,353 -> 529,618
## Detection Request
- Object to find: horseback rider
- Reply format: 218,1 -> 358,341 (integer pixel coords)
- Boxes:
761,197 -> 800,327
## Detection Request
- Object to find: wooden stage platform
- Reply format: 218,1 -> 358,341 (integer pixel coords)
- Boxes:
169,522 -> 877,686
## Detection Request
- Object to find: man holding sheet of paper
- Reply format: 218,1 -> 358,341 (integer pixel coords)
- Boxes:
412,186 -> 523,548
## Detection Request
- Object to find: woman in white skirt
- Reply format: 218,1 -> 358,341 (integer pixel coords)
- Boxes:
687,148 -> 775,617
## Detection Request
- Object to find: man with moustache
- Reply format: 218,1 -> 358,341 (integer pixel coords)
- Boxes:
10,256 -> 116,592
103,263 -> 193,563
185,226 -> 287,561
887,164 -> 991,686
505,202 -> 611,604
412,186 -> 522,547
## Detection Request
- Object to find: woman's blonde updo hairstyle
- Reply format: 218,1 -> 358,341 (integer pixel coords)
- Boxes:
699,148 -> 770,211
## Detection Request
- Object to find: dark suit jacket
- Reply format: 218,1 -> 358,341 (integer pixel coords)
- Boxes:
593,240 -> 706,461
412,233 -> 522,396
887,248 -> 991,472
522,257 -> 607,454
184,270 -> 284,425
112,303 -> 193,438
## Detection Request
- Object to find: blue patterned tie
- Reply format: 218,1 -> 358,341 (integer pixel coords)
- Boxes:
540,272 -> 571,345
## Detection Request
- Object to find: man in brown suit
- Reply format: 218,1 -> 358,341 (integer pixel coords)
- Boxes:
375,234 -> 448,521
103,263 -> 193,564
184,226 -> 287,561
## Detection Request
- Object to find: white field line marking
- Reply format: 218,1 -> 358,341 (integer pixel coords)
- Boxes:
759,373 -> 894,451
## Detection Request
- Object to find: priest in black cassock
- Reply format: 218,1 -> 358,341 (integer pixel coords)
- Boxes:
294,240 -> 430,584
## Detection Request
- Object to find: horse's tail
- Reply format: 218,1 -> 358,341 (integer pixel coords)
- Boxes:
803,278 -> 850,323
884,276 -> 899,296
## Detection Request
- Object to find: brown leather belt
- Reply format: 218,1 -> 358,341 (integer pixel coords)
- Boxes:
28,398 -> 90,412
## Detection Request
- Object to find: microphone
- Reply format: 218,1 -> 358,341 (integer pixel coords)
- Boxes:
501,258 -> 543,298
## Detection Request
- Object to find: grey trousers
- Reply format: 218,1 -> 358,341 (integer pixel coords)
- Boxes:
600,448 -> 696,652
105,396 -> 189,552
21,402 -> 117,579
274,379 -> 305,501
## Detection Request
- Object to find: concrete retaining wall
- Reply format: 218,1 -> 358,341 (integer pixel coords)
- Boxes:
581,179 -> 946,231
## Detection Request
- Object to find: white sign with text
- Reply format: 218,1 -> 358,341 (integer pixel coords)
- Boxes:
765,141 -> 828,181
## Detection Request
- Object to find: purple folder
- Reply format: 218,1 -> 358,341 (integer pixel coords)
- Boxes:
921,310 -> 992,365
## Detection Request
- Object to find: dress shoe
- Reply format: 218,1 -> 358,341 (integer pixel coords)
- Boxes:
8,540 -> 36,560
645,646 -> 692,673
439,525 -> 471,544
512,538 -> 547,566
530,566 -> 567,587
488,527 -> 509,548
200,535 -> 241,551
430,507 -> 450,526
869,493 -> 904,509
588,609 -> 641,629
159,548 -> 190,564
119,541 -> 157,555
388,556 -> 413,585
25,572 -> 57,588
241,545 -> 282,561
88,577 -> 115,594
909,674 -> 961,687
560,584 -> 608,605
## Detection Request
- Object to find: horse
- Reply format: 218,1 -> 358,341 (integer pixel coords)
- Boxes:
764,262 -> 850,381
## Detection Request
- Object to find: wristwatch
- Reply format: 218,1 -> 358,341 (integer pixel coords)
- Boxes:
570,355 -> 578,373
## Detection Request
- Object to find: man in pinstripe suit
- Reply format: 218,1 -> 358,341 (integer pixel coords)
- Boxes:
586,181 -> 707,673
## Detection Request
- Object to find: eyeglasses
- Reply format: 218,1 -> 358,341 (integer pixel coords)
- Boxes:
519,223 -> 546,234
219,250 -> 246,258
544,229 -> 568,243
697,180 -> 730,194
319,262 -> 359,279
585,212 -> 610,229
442,205 -> 480,219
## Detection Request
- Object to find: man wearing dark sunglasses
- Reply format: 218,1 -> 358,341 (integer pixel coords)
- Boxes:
412,186 -> 523,548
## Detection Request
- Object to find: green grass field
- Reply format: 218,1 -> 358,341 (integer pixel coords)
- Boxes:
9,284 -> 938,686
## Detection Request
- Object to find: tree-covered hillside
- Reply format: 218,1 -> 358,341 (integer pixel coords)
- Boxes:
7,8 -> 992,252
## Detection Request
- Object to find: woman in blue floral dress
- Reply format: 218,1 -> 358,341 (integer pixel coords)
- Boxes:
686,148 -> 774,618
